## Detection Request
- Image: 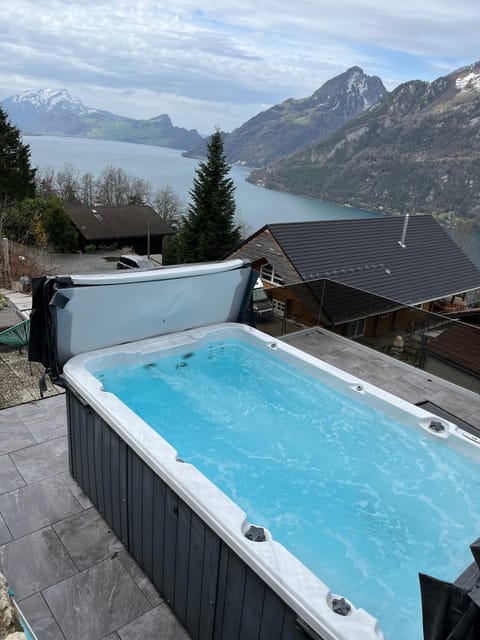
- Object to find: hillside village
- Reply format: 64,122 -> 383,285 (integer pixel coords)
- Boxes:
1,59 -> 480,640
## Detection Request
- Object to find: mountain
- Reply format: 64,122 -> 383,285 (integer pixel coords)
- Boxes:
1,88 -> 202,150
248,63 -> 480,220
184,67 -> 387,166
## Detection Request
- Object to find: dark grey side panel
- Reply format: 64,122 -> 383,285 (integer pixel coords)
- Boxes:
66,388 -> 314,640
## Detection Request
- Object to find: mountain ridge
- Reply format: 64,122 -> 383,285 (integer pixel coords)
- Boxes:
248,62 -> 480,221
1,88 -> 203,150
183,67 -> 387,166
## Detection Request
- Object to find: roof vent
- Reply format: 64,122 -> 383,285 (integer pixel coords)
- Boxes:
398,214 -> 410,248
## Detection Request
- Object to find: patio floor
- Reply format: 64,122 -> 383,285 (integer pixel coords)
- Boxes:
0,394 -> 190,640
284,327 -> 480,429
1,325 -> 480,639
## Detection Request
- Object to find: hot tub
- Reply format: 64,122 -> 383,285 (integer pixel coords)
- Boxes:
61,322 -> 480,640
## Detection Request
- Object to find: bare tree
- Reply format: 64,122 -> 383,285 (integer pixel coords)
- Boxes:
56,164 -> 80,203
35,167 -> 56,197
128,177 -> 152,205
95,166 -> 130,205
151,186 -> 184,227
80,172 -> 96,205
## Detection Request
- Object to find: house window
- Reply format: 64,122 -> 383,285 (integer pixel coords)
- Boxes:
272,299 -> 286,317
346,318 -> 366,338
260,263 -> 284,286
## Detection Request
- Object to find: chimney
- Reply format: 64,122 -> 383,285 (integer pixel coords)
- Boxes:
398,214 -> 410,248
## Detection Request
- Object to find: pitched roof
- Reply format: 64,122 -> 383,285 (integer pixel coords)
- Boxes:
266,215 -> 480,305
64,205 -> 174,240
424,323 -> 480,377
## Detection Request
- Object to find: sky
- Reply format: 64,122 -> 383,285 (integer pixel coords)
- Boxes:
1,1 -> 479,133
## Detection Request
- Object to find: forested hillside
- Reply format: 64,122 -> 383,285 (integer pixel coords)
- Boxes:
249,63 -> 480,221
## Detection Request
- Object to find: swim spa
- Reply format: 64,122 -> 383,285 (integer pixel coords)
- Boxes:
61,322 -> 480,640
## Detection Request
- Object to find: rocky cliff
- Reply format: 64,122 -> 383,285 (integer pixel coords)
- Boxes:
249,63 -> 480,220
184,67 -> 386,166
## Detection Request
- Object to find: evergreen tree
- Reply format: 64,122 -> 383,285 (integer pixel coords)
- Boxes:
170,131 -> 241,263
0,106 -> 36,203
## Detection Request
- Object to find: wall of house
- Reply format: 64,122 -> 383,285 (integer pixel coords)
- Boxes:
267,288 -> 318,325
422,355 -> 480,393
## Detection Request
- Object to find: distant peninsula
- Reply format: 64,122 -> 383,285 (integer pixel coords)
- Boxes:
1,88 -> 203,151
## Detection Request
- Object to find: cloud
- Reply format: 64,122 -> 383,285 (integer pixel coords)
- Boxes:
0,0 -> 479,131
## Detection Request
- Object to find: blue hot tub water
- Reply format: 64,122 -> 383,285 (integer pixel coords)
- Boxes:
96,339 -> 480,640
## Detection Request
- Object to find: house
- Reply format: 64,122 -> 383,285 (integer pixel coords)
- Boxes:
228,215 -> 480,338
422,322 -> 480,393
64,204 -> 174,254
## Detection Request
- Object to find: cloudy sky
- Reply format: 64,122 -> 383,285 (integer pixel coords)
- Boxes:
1,1 -> 479,133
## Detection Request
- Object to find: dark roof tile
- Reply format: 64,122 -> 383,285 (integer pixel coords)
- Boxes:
268,215 -> 480,304
64,205 -> 174,240
424,323 -> 480,376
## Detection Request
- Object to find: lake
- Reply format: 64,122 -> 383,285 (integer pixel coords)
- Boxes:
25,135 -> 479,267
24,135 -> 379,234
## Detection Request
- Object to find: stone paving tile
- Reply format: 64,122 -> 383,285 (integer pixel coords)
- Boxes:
0,418 -> 36,455
0,453 -> 26,495
0,527 -> 76,601
117,603 -> 190,640
53,508 -> 124,571
60,472 -> 93,510
350,357 -> 407,387
466,410 -> 480,429
10,436 -> 69,484
18,592 -> 66,640
102,634 -> 120,640
0,513 -> 12,545
380,375 -> 435,405
23,408 -> 68,443
428,389 -> 478,423
0,475 -> 83,539
0,399 -> 47,423
116,549 -> 163,608
43,557 -> 151,640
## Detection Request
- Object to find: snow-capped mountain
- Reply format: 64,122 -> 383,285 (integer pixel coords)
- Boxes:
1,88 -> 202,150
7,88 -> 98,116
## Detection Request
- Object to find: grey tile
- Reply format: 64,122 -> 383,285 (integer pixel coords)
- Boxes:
54,508 -> 123,571
351,359 -> 406,387
117,603 -> 190,640
18,593 -> 65,640
60,473 -> 93,510
466,410 -> 480,429
0,527 -> 76,601
117,549 -> 162,607
10,436 -> 69,484
0,400 -> 46,423
0,475 -> 83,539
43,557 -> 150,640
42,393 -> 66,410
23,409 -> 67,443
0,454 -> 25,495
380,375 -> 433,404
0,419 -> 36,455
102,635 -> 120,640
0,513 -> 12,545
429,389 -> 476,422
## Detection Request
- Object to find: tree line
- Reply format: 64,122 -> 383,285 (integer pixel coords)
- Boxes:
35,165 -> 185,227
1,105 -> 242,260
